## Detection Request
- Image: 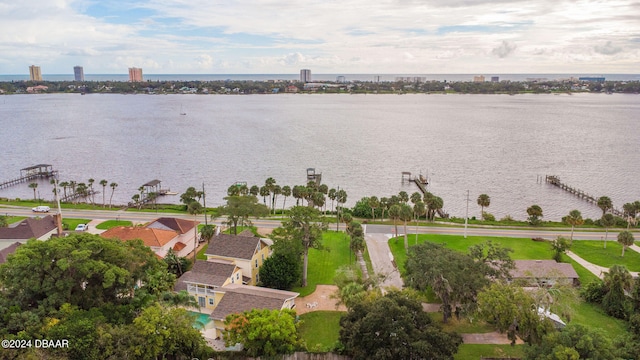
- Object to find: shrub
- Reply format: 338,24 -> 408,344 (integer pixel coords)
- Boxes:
581,280 -> 607,304
482,212 -> 496,222
500,214 -> 514,222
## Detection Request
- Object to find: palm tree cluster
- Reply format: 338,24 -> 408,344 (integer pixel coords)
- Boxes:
48,177 -> 115,206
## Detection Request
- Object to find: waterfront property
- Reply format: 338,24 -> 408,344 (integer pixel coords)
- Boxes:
174,260 -> 245,309
204,233 -> 271,285
100,217 -> 198,258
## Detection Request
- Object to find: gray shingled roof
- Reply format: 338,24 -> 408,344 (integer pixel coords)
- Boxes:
511,260 -> 579,279
0,242 -> 21,264
174,261 -> 237,291
205,234 -> 267,260
0,216 -> 56,240
146,217 -> 196,234
209,285 -> 299,320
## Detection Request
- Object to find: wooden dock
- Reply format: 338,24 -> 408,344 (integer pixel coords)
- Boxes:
402,172 -> 429,194
0,164 -> 58,189
545,175 -> 624,217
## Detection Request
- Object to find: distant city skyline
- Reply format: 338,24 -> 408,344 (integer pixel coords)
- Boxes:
2,1 -> 638,75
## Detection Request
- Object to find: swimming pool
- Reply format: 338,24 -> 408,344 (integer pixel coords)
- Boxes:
188,311 -> 212,330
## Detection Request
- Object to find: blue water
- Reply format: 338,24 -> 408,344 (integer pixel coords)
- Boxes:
188,311 -> 211,330
1,73 -> 639,82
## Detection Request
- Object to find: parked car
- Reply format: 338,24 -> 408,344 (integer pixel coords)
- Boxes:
32,205 -> 51,213
75,224 -> 88,231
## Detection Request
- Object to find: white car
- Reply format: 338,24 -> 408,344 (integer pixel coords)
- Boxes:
32,205 -> 51,213
75,224 -> 88,231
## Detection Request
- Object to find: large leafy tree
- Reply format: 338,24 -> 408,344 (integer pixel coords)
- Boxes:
617,230 -> 634,257
467,240 -> 515,279
404,242 -> 494,323
477,283 -> 555,345
270,206 -> 326,287
477,194 -> 490,219
258,252 -> 301,290
523,324 -> 617,360
224,308 -> 300,357
339,290 -> 462,360
347,221 -> 369,280
215,195 -> 269,235
0,233 -> 169,314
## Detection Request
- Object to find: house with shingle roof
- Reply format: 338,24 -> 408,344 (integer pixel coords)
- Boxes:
100,217 -> 198,258
510,260 -> 579,286
0,215 -> 57,242
174,260 -> 244,309
209,284 -> 298,339
204,233 -> 271,285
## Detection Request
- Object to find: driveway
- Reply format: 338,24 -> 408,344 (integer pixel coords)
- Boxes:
364,231 -> 403,291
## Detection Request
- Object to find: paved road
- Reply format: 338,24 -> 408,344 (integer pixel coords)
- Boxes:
1,205 -> 634,241
363,231 -> 403,291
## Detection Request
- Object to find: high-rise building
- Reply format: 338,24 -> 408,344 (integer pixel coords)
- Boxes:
128,67 -> 143,82
336,76 -> 346,83
491,76 -> 499,82
300,69 -> 311,83
29,65 -> 42,81
74,66 -> 84,81
473,75 -> 485,82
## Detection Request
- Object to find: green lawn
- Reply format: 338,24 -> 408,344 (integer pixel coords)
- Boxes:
570,240 -> 640,272
568,299 -> 627,338
94,219 -> 133,230
298,311 -> 342,352
62,218 -> 91,230
454,344 -> 524,360
389,234 -> 553,274
293,231 -> 354,297
6,216 -> 26,224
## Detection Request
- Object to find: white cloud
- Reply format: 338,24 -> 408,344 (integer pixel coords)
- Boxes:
0,0 -> 638,73
491,41 -> 517,58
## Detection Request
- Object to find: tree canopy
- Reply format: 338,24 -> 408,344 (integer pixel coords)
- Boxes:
339,290 -> 462,360
224,308 -> 301,357
215,195 -> 269,235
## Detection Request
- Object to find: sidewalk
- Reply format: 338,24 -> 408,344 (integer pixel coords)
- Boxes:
566,250 -> 639,279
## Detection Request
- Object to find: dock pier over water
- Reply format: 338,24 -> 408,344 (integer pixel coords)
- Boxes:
544,175 -> 624,217
0,164 -> 58,190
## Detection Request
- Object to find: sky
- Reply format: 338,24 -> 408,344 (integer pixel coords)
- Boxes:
0,0 -> 638,75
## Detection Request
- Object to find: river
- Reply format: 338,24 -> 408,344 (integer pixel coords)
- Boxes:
0,92 -> 638,221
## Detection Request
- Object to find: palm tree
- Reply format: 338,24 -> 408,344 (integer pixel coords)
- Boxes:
259,186 -> 270,206
88,178 -> 95,204
281,185 -> 291,215
99,179 -> 108,207
603,265 -> 633,318
76,183 -> 88,204
380,197 -> 389,221
28,182 -> 38,201
328,188 -> 337,214
527,205 -> 543,225
399,204 -> 413,253
410,192 -> 422,206
398,191 -> 409,204
388,204 -> 401,240
272,185 -> 282,215
368,196 -> 379,222
477,194 -> 490,219
597,196 -> 613,217
601,213 -> 616,248
623,202 -> 638,229
69,180 -> 77,196
617,231 -> 635,257
336,189 -> 347,230
347,221 -> 369,280
109,182 -> 118,208
413,201 -> 426,245
265,177 -> 276,212
187,201 -> 203,261
59,181 -> 69,199
563,209 -> 584,243
292,185 -> 303,206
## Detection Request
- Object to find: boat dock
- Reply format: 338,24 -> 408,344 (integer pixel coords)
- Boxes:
401,171 -> 429,194
0,164 -> 58,189
307,168 -> 322,185
544,175 -> 624,217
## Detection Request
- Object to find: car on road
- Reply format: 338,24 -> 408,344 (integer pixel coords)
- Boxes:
75,224 -> 88,231
32,206 -> 51,213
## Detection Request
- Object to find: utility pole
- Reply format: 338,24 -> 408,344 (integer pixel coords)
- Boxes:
464,190 -> 470,239
54,177 -> 63,237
